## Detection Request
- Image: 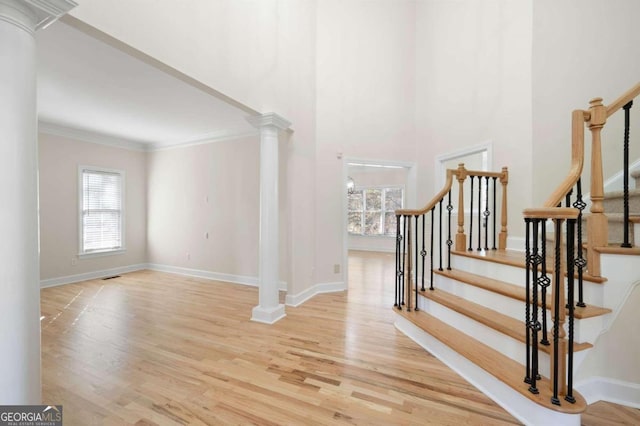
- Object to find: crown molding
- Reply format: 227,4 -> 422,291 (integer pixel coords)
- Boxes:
0,0 -> 76,33
246,112 -> 292,131
147,129 -> 260,152
38,121 -> 148,152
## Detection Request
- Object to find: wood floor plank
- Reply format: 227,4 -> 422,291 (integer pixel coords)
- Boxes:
40,251 -> 638,425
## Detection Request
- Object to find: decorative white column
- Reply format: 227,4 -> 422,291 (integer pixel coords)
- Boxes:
0,0 -> 76,404
247,113 -> 291,324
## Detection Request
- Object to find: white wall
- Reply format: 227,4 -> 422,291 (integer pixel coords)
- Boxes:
532,0 -> 640,206
38,132 -> 147,282
315,0 -> 417,282
415,0 -> 533,239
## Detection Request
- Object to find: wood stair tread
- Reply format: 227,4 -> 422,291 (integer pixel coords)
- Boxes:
395,309 -> 587,414
419,288 -> 593,353
433,269 -> 611,319
592,245 -> 640,255
451,248 -> 607,283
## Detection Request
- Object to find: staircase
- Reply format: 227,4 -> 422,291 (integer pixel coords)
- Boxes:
393,84 -> 640,425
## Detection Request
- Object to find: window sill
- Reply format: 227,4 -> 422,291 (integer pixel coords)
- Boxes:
78,248 -> 126,259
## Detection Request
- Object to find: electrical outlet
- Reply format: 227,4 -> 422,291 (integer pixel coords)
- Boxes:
205,232 -> 209,239
71,258 -> 77,266
334,264 -> 340,274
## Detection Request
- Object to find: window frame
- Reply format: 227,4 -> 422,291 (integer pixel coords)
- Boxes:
348,185 -> 404,237
78,165 -> 126,258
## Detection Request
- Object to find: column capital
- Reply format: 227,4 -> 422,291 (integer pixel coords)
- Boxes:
246,112 -> 292,131
0,0 -> 77,33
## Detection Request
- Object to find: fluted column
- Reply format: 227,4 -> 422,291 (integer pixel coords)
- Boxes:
0,0 -> 76,403
247,113 -> 291,324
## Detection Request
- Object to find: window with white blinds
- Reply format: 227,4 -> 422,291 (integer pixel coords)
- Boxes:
79,167 -> 125,255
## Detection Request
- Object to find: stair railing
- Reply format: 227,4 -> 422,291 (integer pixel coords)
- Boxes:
394,163 -> 508,311
523,81 -> 640,408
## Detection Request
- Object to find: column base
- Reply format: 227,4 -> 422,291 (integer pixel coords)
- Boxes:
251,304 -> 286,324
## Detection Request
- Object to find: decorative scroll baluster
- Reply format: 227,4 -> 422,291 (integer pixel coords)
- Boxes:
622,100 -> 633,248
401,215 -> 407,308
483,176 -> 490,250
447,190 -> 453,270
529,219 -> 541,394
492,177 -> 497,250
421,214 -> 426,291
439,200 -> 443,271
524,219 -> 532,385
430,208 -> 435,291
477,176 -> 482,250
469,176 -> 475,251
539,221 -> 550,346
565,219 -> 577,404
551,219 -> 563,406
574,179 -> 587,307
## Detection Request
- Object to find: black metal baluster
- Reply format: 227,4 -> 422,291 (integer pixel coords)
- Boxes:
395,215 -> 401,308
492,177 -> 497,250
421,214 -> 426,291
484,176 -> 490,250
539,220 -> 550,346
469,176 -> 474,251
566,219 -> 577,404
529,219 -> 541,395
439,200 -> 443,271
401,215 -> 407,308
551,219 -> 563,406
622,101 -> 633,248
447,190 -> 453,270
574,179 -> 587,307
477,176 -> 482,251
524,218 -> 532,385
415,215 -> 419,311
430,208 -> 435,291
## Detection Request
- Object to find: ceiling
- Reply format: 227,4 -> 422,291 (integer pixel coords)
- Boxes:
36,21 -> 256,150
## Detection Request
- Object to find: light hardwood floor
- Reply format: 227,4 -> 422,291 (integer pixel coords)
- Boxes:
41,251 -> 637,425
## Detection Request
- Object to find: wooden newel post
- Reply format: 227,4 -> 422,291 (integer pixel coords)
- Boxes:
455,163 -> 468,251
586,97 -> 608,277
499,167 -> 509,249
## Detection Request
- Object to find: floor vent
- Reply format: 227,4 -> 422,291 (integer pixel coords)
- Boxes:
102,275 -> 121,280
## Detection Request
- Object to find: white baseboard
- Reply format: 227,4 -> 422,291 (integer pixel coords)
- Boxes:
285,281 -> 346,307
575,376 -> 640,408
40,264 -> 148,288
43,263 -> 288,292
147,263 -> 288,291
348,246 -> 395,253
251,304 -> 286,324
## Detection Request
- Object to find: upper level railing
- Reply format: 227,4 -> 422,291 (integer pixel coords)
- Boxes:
394,164 -> 508,312
523,82 -> 639,408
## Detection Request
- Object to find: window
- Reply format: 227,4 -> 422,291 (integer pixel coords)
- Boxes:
348,187 -> 403,236
79,167 -> 125,255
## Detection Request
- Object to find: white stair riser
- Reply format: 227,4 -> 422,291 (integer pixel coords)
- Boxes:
416,293 -> 590,379
449,255 -> 605,306
433,275 -> 605,344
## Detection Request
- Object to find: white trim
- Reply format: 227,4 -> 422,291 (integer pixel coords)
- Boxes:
146,263 -> 287,291
395,315 -> 581,426
246,112 -> 292,131
148,130 -> 259,151
435,142 -> 493,191
78,248 -> 126,259
251,304 -> 286,324
40,263 -> 146,288
346,246 -> 395,254
285,281 -> 346,307
39,121 -> 148,151
575,376 -> 640,408
78,165 -> 126,256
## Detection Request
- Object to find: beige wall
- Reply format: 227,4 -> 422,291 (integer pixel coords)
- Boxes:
146,136 -> 264,279
415,0 -> 533,240
38,132 -> 147,281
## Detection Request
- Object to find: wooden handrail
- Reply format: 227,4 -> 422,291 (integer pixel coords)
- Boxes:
523,207 -> 579,220
396,168 -> 457,216
543,110 -> 587,208
606,81 -> 640,117
396,167 -> 506,216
